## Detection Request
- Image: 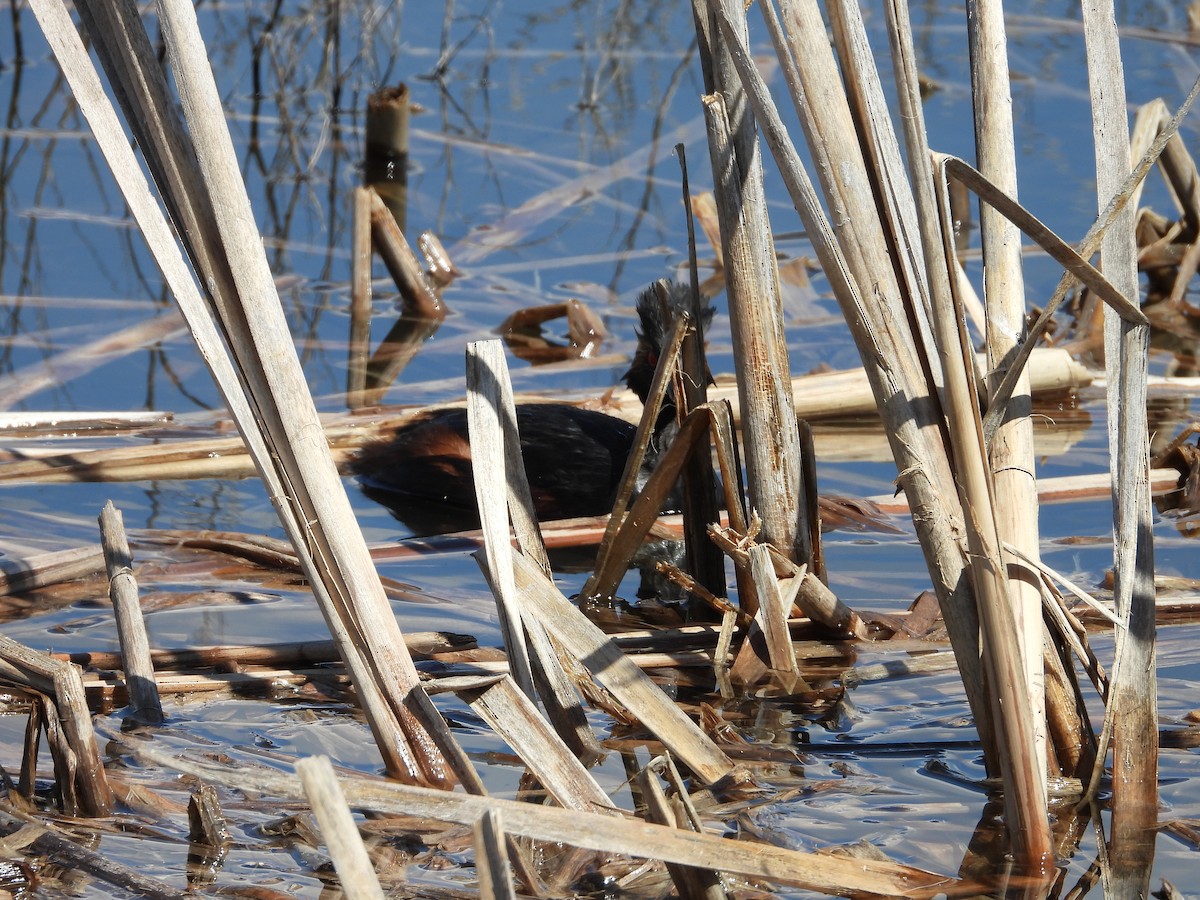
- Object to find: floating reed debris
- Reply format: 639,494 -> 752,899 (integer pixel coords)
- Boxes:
131,742 -> 957,897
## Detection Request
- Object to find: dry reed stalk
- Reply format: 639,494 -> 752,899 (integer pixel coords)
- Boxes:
466,341 -> 537,698
0,546 -> 105,595
835,0 -> 1105,855
1082,0 -> 1159,876
32,0 -> 472,789
473,809 -> 517,900
633,761 -> 726,899
347,186 -> 373,408
138,744 -> 956,897
367,189 -> 444,318
77,668 -> 343,704
871,468 -> 1181,513
0,635 -> 113,815
674,150 -> 726,601
582,311 -> 692,598
465,342 -> 550,574
700,87 -> 808,564
738,547 -> 806,686
466,340 -> 605,766
725,0 -> 996,769
452,675 -> 614,815
963,0 -> 1047,792
586,408 -> 715,599
933,159 -> 1141,322
57,632 -> 471,673
0,411 -> 172,433
510,551 -> 739,787
98,502 -> 163,725
295,756 -> 386,900
925,158 -> 1052,862
827,0 -> 940,377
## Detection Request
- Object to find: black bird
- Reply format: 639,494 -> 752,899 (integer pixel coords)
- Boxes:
352,281 -> 702,536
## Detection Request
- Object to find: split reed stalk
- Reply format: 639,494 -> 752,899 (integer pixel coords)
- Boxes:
1082,0 -> 1158,884
729,0 -> 994,760
964,0 -> 1047,789
696,0 -> 810,566
32,0 -> 476,789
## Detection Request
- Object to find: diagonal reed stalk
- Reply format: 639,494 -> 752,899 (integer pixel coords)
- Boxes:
30,0 -> 478,789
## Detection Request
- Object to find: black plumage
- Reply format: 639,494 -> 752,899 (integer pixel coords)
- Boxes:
352,280 -> 703,536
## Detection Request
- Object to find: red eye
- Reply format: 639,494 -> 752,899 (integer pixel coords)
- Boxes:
647,352 -> 658,368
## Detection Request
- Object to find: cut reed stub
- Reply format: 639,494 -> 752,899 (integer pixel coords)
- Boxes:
365,84 -> 411,234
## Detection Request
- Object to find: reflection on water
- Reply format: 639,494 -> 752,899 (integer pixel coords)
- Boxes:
0,0 -> 1199,895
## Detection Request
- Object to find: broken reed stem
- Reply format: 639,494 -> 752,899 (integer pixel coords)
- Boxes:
158,0 -> 467,789
98,501 -> 163,725
634,764 -> 725,897
1081,0 -> 1159,875
730,0 -> 995,765
141,744 -> 952,897
928,156 -> 1052,866
187,782 -> 230,852
674,146 -> 726,601
367,188 -> 444,318
963,0 -> 1047,790
473,809 -> 518,900
465,341 -> 538,700
0,635 -> 114,815
466,340 -> 605,766
511,551 -> 739,788
582,311 -> 692,599
696,1 -> 809,567
296,756 -> 386,900
700,85 -> 808,565
36,0 -> 472,787
347,186 -> 373,408
364,84 -> 410,234
454,675 -> 613,815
